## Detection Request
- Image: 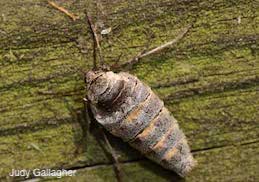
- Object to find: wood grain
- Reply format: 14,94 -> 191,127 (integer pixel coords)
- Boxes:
0,0 -> 258,181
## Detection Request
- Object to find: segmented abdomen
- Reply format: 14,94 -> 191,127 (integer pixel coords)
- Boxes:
89,71 -> 196,177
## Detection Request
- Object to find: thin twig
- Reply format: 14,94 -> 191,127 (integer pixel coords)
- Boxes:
86,12 -> 105,68
114,25 -> 192,70
48,1 -> 79,21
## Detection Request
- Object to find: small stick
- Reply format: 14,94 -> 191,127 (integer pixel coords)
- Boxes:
114,25 -> 192,70
86,12 -> 105,68
48,1 -> 79,21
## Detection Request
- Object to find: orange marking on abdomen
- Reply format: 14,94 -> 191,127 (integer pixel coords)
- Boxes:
162,143 -> 180,161
135,108 -> 163,139
152,125 -> 175,151
125,93 -> 151,122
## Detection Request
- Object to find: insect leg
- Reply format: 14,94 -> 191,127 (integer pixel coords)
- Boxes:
101,130 -> 124,182
112,25 -> 192,71
83,98 -> 124,182
83,98 -> 92,146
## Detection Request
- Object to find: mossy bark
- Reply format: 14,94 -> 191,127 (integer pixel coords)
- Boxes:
0,0 -> 258,181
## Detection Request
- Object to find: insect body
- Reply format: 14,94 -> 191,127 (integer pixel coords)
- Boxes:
47,3 -> 195,179
85,70 -> 196,177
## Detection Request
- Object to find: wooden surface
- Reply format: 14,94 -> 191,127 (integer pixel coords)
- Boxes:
0,0 -> 258,181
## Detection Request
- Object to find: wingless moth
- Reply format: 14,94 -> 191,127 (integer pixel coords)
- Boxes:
48,2 -> 197,179
84,13 -> 197,178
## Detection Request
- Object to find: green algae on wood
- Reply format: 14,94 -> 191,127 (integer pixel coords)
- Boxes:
0,0 -> 258,181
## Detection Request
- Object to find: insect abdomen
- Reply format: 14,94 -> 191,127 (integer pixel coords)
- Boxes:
130,107 -> 195,176
87,71 -> 196,177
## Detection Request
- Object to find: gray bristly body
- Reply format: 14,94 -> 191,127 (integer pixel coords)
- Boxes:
86,70 -> 196,177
